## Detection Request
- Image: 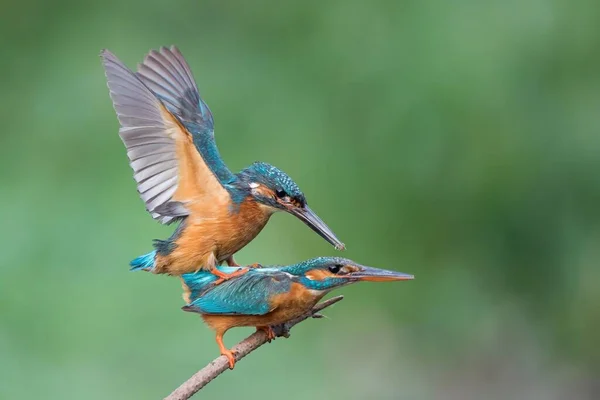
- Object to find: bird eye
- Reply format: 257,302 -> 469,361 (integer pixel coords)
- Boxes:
275,189 -> 286,198
328,264 -> 342,274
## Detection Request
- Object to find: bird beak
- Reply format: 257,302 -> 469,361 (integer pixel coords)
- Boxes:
350,266 -> 414,282
290,205 -> 346,250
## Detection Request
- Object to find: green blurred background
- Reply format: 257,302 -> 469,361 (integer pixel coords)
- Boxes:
1,0 -> 599,398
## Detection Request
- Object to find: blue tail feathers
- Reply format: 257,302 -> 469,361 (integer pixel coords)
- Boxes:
130,250 -> 157,271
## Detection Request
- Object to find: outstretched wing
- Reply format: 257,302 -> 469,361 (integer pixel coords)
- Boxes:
183,272 -> 292,315
101,49 -> 231,224
136,46 -> 235,184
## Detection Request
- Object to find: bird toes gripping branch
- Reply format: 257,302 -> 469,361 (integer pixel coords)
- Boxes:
256,326 -> 277,342
216,334 -> 238,370
221,349 -> 237,370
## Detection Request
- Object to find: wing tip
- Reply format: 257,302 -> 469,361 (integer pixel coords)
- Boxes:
100,46 -> 185,65
99,48 -> 118,64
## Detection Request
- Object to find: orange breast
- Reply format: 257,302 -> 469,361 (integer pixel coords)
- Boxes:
154,199 -> 271,275
214,200 -> 272,260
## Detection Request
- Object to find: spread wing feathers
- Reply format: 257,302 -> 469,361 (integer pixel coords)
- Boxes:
135,46 -> 237,185
101,49 -> 229,224
186,272 -> 292,315
135,46 -> 214,133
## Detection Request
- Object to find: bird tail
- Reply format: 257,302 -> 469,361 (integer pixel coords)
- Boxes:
130,250 -> 156,271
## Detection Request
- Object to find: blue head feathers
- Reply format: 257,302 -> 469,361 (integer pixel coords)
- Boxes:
236,162 -> 305,208
282,256 -> 413,290
235,162 -> 346,250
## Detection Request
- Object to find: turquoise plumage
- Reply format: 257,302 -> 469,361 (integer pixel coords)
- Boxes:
180,257 -> 414,369
185,272 -> 291,315
101,46 -> 345,281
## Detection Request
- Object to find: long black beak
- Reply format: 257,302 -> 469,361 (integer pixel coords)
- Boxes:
350,266 -> 414,282
290,205 -> 345,250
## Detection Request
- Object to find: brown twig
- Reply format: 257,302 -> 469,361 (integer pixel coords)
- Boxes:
164,295 -> 344,400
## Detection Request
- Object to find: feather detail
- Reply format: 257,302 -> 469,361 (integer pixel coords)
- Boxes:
101,48 -> 233,225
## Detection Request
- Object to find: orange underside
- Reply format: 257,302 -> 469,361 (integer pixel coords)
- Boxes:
153,200 -> 271,275
206,284 -> 325,368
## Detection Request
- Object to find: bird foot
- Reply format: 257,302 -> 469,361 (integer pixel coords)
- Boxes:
216,333 -> 237,369
212,267 -> 249,285
272,323 -> 292,339
257,326 -> 276,342
221,348 -> 237,369
248,263 -> 263,269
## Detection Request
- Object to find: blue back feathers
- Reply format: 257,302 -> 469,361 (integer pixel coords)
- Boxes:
181,266 -> 241,299
183,269 -> 291,315
181,257 -> 358,315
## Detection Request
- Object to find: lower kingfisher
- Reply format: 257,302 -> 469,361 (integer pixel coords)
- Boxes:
100,47 -> 344,283
181,257 -> 414,369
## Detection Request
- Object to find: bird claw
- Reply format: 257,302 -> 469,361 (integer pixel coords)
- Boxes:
257,326 -> 276,342
272,323 -> 292,338
221,349 -> 237,369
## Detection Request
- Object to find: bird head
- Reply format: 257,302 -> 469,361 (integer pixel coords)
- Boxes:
238,162 -> 345,250
281,257 -> 414,292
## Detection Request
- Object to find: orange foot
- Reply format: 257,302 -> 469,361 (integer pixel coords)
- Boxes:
257,326 -> 276,342
248,263 -> 263,269
222,348 -> 237,369
216,333 -> 237,369
212,267 -> 249,285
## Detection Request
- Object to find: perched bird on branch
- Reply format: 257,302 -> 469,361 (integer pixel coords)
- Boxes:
100,47 -> 344,283
181,257 -> 414,369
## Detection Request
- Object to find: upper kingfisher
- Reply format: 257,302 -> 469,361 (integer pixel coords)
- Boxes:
100,46 -> 345,282
181,257 -> 414,368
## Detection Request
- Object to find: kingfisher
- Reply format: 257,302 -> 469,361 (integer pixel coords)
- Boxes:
181,257 -> 414,369
100,47 -> 344,282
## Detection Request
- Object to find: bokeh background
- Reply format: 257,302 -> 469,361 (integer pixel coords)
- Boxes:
1,0 -> 599,399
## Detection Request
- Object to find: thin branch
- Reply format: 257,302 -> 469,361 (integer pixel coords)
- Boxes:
164,295 -> 345,400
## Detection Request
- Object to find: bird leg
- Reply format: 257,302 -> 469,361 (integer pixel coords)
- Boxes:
212,255 -> 248,285
212,267 -> 249,285
225,256 -> 240,267
223,256 -> 262,277
226,256 -> 262,269
216,332 -> 237,369
256,326 -> 276,342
